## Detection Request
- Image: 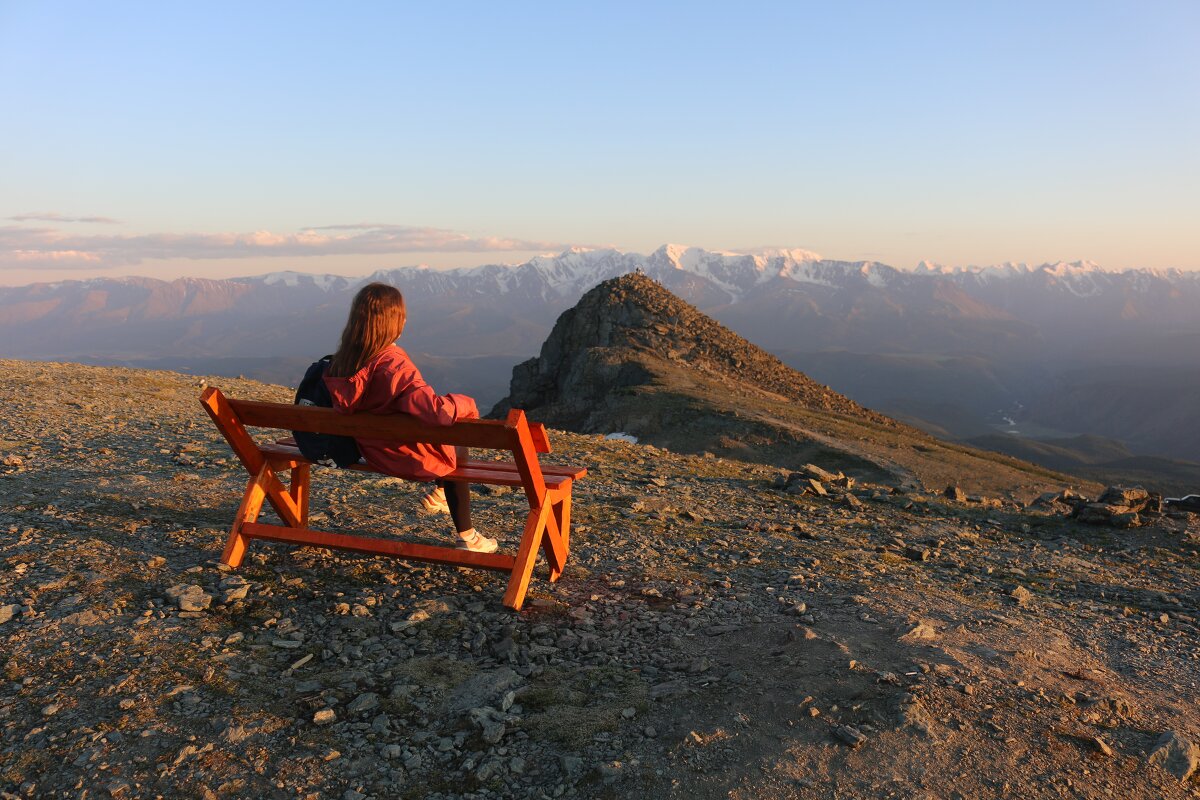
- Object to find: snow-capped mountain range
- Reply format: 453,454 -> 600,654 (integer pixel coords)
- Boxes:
273,244 -> 1196,303
3,244 -> 1199,463
4,244 -> 1199,360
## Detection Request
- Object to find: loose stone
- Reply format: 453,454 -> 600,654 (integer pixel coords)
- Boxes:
835,725 -> 868,748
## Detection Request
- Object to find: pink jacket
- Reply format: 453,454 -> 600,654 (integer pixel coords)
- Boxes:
323,345 -> 479,481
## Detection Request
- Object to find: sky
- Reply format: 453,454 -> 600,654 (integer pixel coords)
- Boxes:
2,1 -> 1198,286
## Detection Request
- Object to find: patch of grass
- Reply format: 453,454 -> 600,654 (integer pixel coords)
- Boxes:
517,685 -> 588,712
516,665 -> 648,747
521,705 -> 624,747
936,440 -> 1080,484
399,774 -> 484,800
394,656 -> 476,689
434,616 -> 467,639
381,695 -> 416,718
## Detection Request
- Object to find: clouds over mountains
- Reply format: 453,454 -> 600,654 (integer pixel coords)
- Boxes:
0,216 -> 567,270
8,212 -> 123,224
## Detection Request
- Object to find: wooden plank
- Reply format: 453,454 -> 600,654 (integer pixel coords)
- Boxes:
500,407 -> 563,607
529,423 -> 552,454
201,388 -> 304,528
442,469 -> 576,488
201,388 -> 267,477
223,466 -> 268,567
438,468 -> 528,487
558,490 -> 572,557
547,487 -> 572,583
266,454 -> 308,470
240,523 -> 516,572
539,490 -> 568,578
230,398 -> 516,450
258,442 -> 585,484
268,462 -> 571,489
461,459 -> 584,480
273,433 -> 561,464
292,463 -> 310,528
501,502 -> 551,610
261,470 -> 304,529
507,409 -> 548,510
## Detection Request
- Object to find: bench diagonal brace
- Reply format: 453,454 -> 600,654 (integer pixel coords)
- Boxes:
502,502 -> 552,611
538,488 -> 569,581
544,487 -> 571,582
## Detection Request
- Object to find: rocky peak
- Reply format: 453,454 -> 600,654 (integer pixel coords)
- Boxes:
491,272 -> 893,430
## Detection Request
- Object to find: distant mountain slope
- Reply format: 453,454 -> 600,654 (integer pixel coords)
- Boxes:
966,434 -> 1136,466
3,245 -> 1197,472
1019,367 -> 1200,464
967,434 -> 1200,497
492,274 -> 1091,499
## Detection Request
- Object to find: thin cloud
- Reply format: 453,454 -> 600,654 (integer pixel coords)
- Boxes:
9,212 -> 122,224
310,223 -> 401,231
0,223 -> 569,270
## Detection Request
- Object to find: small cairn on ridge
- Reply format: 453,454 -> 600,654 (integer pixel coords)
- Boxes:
942,484 -> 1004,508
1030,485 -> 1163,528
773,463 -> 856,498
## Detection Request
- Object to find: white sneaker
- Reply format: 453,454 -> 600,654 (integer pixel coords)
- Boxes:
456,529 -> 498,553
421,487 -> 449,515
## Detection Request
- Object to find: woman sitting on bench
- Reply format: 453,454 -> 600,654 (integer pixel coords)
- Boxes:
324,282 -> 498,553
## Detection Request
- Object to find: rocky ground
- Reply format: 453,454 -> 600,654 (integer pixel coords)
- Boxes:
2,359 -> 1199,799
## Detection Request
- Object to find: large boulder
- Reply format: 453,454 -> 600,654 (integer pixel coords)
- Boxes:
1074,486 -> 1162,527
1147,731 -> 1199,782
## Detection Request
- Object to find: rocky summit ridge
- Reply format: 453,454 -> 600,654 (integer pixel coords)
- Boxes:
492,274 -> 1092,500
493,272 -> 892,429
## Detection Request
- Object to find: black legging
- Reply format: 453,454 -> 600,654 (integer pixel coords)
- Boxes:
436,447 -> 471,533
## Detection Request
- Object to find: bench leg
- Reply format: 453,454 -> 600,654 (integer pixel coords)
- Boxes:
502,502 -> 550,611
291,463 -> 311,528
547,491 -> 571,583
222,466 -> 268,568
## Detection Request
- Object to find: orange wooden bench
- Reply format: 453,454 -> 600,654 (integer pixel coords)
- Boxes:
199,387 -> 586,610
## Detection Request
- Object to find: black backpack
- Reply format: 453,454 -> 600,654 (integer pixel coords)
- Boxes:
292,356 -> 362,468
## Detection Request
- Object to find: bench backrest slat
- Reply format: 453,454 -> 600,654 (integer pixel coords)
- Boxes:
227,396 -> 519,451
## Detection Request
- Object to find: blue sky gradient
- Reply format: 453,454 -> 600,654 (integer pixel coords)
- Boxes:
2,1 -> 1197,284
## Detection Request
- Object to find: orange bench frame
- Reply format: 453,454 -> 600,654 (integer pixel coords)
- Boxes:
200,387 -> 586,610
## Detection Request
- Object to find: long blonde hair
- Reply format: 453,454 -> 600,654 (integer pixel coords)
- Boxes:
328,283 -> 407,377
